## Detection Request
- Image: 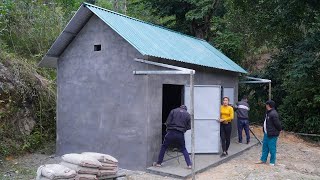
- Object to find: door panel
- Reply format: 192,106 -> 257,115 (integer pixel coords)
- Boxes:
184,85 -> 221,153
184,86 -> 220,120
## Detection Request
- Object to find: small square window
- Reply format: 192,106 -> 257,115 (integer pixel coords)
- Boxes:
94,44 -> 101,51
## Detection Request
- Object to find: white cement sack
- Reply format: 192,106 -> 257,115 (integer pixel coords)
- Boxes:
60,161 -> 99,175
36,164 -> 77,180
99,162 -> 117,170
97,175 -> 116,180
75,174 -> 98,180
99,165 -> 117,170
37,176 -> 75,180
81,152 -> 118,164
97,169 -> 117,177
62,154 -> 102,168
97,174 -> 120,180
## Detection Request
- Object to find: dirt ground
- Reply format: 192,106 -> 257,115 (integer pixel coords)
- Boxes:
1,126 -> 319,180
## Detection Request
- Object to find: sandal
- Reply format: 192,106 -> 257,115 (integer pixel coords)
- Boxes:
220,152 -> 227,158
255,161 -> 266,164
152,162 -> 162,167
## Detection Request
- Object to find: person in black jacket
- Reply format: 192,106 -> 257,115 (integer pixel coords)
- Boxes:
256,100 -> 282,166
153,105 -> 192,168
235,96 -> 250,144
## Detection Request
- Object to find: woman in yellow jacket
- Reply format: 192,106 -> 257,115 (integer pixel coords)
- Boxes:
220,97 -> 234,157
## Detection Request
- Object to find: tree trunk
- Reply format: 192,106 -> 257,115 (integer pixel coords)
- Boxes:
86,0 -> 96,5
113,0 -> 119,12
124,0 -> 127,14
191,0 -> 220,41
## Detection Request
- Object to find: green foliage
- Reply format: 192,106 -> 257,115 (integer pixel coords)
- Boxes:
127,0 -> 163,23
277,32 -> 320,134
56,0 -> 114,12
22,131 -> 45,152
0,0 -> 67,57
209,17 -> 245,64
95,0 -> 113,10
138,0 -> 224,40
225,0 -> 320,48
0,52 -> 56,157
236,0 -> 320,138
245,30 -> 320,134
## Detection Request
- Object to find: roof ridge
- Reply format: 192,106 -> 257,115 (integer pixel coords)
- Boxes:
82,2 -> 207,42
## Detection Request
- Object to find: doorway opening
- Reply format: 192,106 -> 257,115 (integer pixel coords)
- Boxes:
162,84 -> 184,142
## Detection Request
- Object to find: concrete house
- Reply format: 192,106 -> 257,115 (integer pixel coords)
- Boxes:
39,3 -> 247,170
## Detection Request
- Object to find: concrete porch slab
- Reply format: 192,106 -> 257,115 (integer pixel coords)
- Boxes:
147,137 -> 259,179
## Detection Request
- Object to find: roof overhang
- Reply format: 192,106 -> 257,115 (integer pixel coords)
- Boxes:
39,3 -> 247,75
38,4 -> 93,68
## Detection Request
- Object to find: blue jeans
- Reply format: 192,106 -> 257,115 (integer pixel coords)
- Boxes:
157,130 -> 192,166
260,133 -> 278,164
237,119 -> 250,143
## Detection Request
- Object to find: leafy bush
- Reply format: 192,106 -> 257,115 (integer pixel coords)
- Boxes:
242,31 -> 320,137
278,32 -> 320,134
0,0 -> 67,57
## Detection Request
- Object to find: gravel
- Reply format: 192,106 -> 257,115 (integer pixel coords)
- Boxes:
1,127 -> 319,180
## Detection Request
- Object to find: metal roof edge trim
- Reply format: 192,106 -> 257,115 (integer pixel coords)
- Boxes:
45,5 -> 86,57
146,54 -> 244,74
39,4 -> 92,67
38,56 -> 57,68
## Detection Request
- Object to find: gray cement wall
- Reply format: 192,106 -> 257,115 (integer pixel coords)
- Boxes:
57,14 -> 240,170
57,15 -> 148,169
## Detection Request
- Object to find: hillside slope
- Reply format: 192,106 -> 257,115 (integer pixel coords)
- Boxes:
0,52 -> 56,157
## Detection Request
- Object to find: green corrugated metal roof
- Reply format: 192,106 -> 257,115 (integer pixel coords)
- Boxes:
84,3 -> 247,73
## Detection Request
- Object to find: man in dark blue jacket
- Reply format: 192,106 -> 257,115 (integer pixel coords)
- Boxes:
235,96 -> 250,144
257,100 -> 282,166
153,105 -> 192,168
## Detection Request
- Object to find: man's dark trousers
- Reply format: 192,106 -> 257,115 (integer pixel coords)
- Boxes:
238,118 -> 250,143
157,130 -> 192,166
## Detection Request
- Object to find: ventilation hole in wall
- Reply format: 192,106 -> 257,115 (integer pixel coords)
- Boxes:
94,44 -> 101,51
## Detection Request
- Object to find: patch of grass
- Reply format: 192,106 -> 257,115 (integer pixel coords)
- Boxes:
0,164 -> 36,180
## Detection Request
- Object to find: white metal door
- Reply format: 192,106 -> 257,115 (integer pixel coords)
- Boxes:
184,85 -> 221,153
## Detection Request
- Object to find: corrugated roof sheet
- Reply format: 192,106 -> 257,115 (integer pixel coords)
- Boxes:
84,3 -> 246,73
40,3 -> 247,73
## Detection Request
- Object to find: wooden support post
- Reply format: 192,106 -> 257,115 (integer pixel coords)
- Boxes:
268,82 -> 272,100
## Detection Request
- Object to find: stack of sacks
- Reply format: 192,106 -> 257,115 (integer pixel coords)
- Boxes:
81,152 -> 118,179
61,153 -> 102,180
36,164 -> 77,180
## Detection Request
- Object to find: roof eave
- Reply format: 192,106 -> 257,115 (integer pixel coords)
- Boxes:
38,4 -> 93,68
146,55 -> 247,74
38,56 -> 58,68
